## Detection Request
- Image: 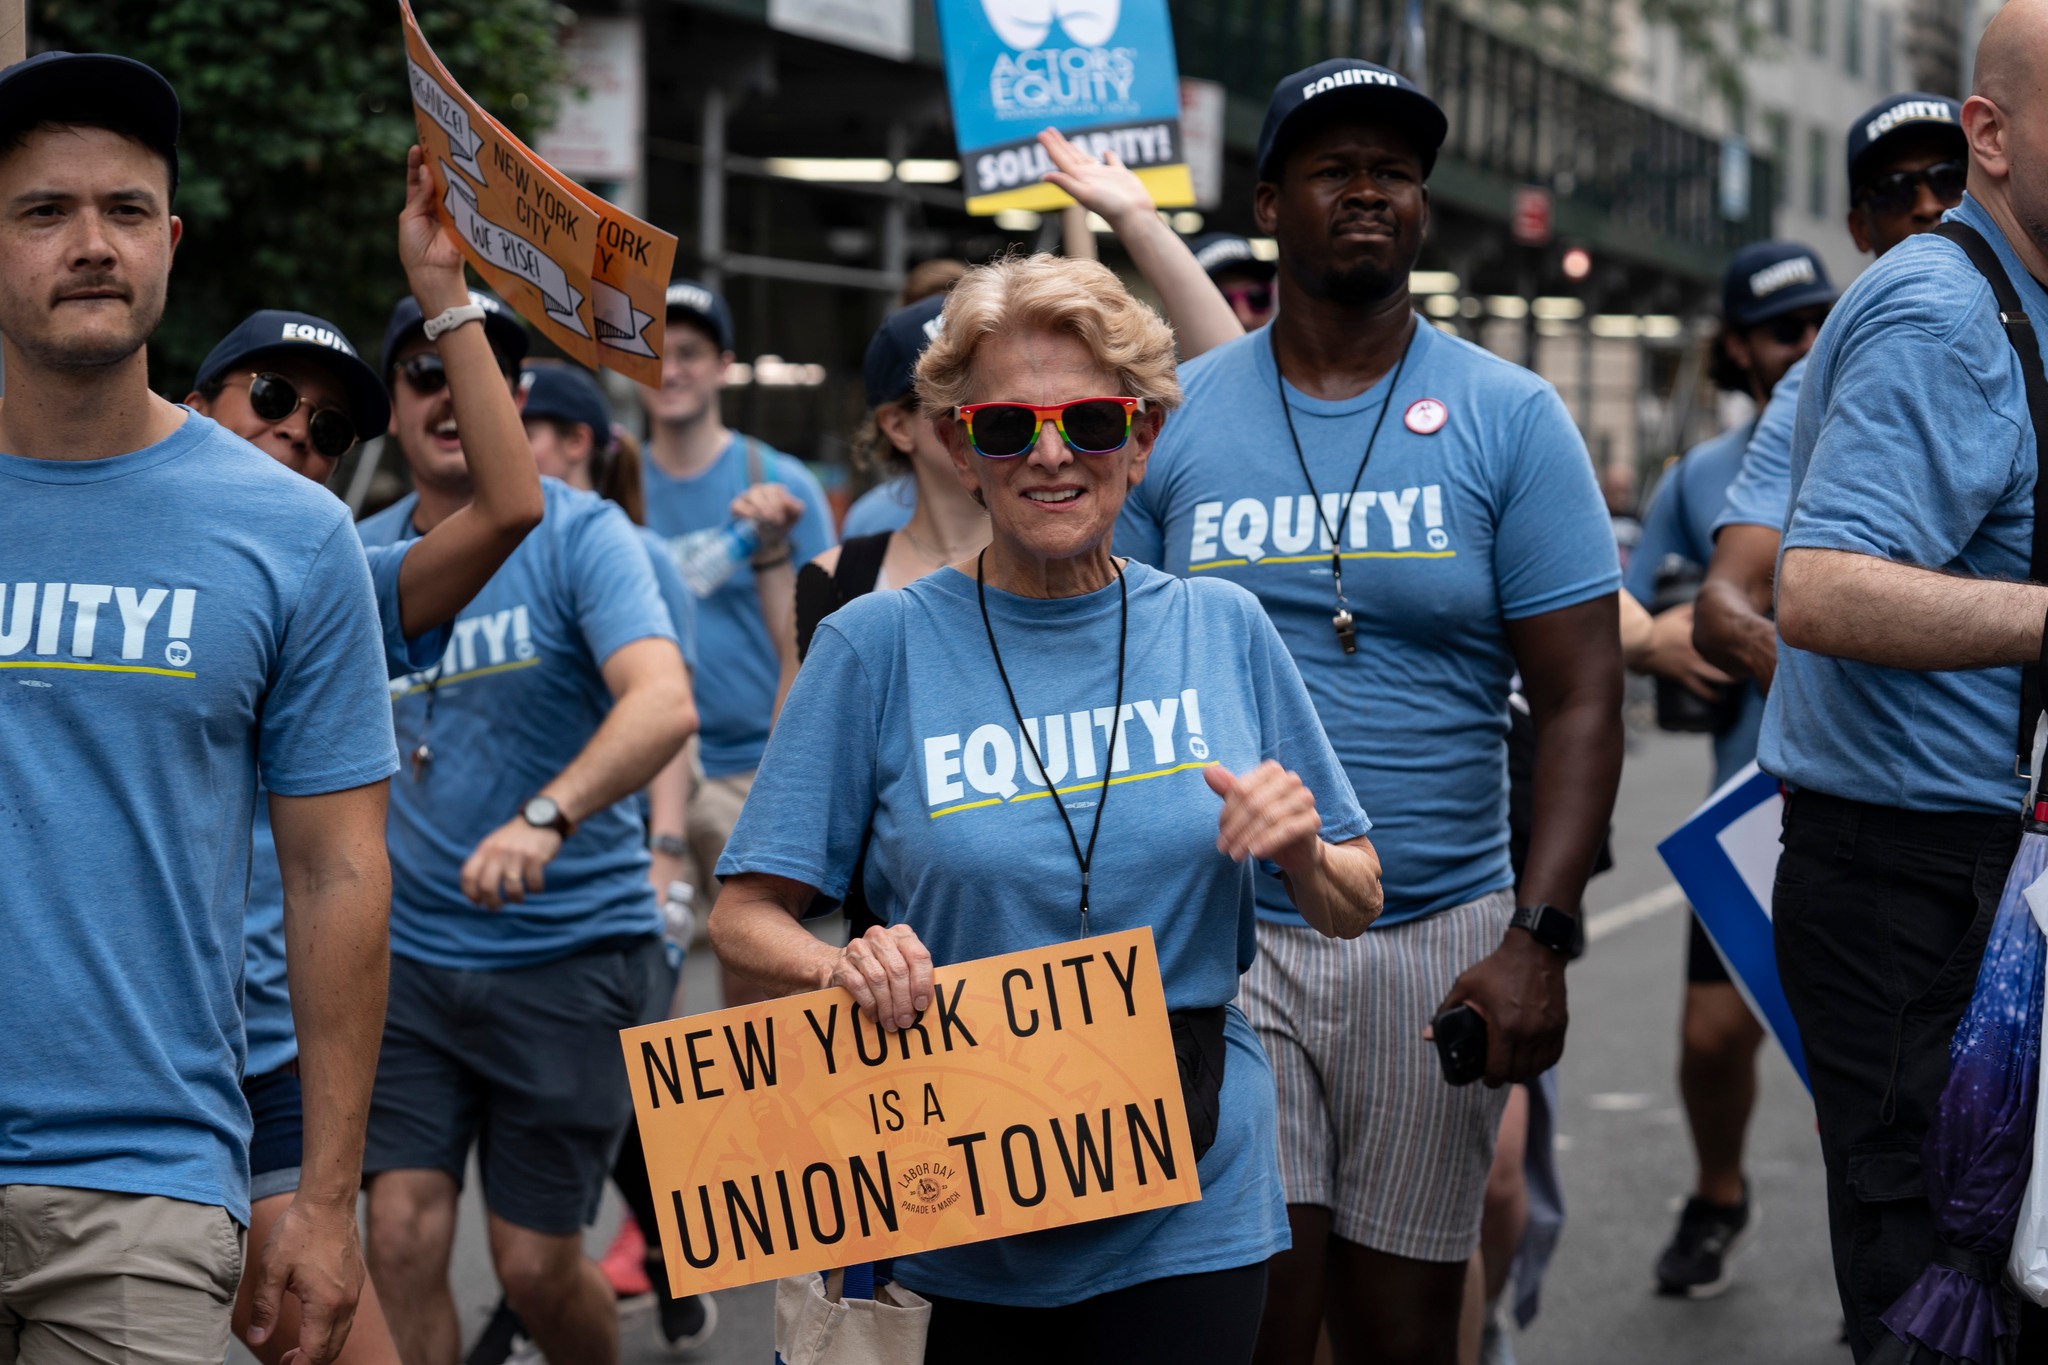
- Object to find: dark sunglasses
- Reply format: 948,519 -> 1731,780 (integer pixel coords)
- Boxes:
1854,160 -> 1967,216
246,373 -> 357,460
398,352 -> 518,396
954,397 -> 1143,460
1222,283 -> 1273,313
1759,311 -> 1826,345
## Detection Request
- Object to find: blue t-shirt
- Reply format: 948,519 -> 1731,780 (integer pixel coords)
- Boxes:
638,525 -> 700,673
717,561 -> 1365,1305
842,476 -> 916,538
1117,323 -> 1620,926
1761,194 -> 2039,813
0,412 -> 398,1222
245,540 -> 450,1078
1625,424 -> 1767,787
640,434 -> 834,777
359,478 -> 680,968
1712,358 -> 1805,537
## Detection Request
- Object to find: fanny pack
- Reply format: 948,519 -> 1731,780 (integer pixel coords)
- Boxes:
1169,1004 -> 1228,1163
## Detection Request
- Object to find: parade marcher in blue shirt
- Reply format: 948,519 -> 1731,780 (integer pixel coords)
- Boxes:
1116,59 -> 1623,1364
356,272 -> 695,1365
0,53 -> 398,1365
183,148 -> 545,1365
1693,92 -> 1967,690
1764,12 -> 2048,1353
1622,240 -> 1833,1301
711,254 -> 1383,1364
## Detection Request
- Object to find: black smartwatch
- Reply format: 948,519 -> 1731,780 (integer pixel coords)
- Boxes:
1510,902 -> 1584,961
521,794 -> 576,839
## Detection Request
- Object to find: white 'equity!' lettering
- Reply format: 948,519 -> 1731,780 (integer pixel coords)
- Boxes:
393,603 -> 538,694
922,688 -> 1207,811
0,581 -> 197,667
1188,484 -> 1448,563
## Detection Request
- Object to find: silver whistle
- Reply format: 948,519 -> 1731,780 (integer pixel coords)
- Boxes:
1333,608 -> 1357,654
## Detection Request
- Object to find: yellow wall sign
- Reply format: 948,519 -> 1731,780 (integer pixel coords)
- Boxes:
400,0 -> 675,386
622,926 -> 1202,1295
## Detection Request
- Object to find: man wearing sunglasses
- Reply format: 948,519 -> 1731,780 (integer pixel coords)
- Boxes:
1118,58 -> 1623,1365
1191,232 -> 1279,331
356,212 -> 695,1364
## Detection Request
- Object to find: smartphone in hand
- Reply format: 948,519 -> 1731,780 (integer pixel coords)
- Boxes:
1432,1004 -> 1488,1086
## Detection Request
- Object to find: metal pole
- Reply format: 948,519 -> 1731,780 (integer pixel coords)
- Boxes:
700,85 -> 727,289
0,0 -> 23,68
881,122 -> 909,297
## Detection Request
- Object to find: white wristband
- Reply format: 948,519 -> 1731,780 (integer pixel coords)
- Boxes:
422,302 -> 487,341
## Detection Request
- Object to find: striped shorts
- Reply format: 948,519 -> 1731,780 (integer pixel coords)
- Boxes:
1239,889 -> 1515,1263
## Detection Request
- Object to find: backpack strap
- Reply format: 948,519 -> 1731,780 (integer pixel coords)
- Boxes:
833,532 -> 893,598
1934,220 -> 2048,774
744,435 -> 766,487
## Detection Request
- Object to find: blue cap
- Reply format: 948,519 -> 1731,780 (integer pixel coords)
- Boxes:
1256,58 -> 1447,182
1189,234 -> 1277,282
0,52 -> 180,193
1846,92 -> 1965,186
519,363 -> 612,446
193,309 -> 389,435
380,289 -> 529,380
1722,241 -> 1838,328
863,295 -> 946,409
665,279 -> 735,352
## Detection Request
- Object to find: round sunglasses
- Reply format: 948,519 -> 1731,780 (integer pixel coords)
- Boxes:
954,397 -> 1144,460
244,372 -> 357,460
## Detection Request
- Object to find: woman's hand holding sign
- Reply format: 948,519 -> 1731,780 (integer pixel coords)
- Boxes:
1205,762 -> 1383,940
822,923 -> 935,1030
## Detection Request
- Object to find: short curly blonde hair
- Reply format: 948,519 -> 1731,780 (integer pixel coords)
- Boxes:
915,254 -> 1183,419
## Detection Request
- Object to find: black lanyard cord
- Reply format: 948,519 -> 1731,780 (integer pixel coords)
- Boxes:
1273,328 -> 1414,653
976,549 -> 1128,938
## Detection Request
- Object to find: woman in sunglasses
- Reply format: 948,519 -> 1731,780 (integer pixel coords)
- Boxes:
185,145 -> 544,1365
711,254 -> 1383,1364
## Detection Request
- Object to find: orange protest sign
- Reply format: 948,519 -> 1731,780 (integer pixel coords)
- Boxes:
400,0 -> 673,385
622,926 -> 1201,1296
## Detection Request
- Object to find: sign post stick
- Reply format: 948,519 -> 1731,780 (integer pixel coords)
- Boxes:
0,0 -> 24,69
1062,204 -> 1098,262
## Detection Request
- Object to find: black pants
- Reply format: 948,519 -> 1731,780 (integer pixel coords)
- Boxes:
922,1262 -> 1268,1365
1773,790 -> 2022,1362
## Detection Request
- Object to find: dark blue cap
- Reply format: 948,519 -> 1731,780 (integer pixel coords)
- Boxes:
519,363 -> 612,446
1722,241 -> 1838,328
193,309 -> 389,435
1257,58 -> 1447,182
0,52 -> 180,193
1189,233 -> 1277,282
1846,92 -> 1965,186
380,290 -> 529,380
863,295 -> 945,409
665,279 -> 735,352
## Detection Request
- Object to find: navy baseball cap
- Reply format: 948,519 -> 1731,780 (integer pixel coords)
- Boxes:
380,290 -> 529,380
1257,58 -> 1447,182
863,295 -> 946,409
1846,92 -> 1965,186
1189,234 -> 1277,282
665,279 -> 735,352
1722,241 -> 1838,328
194,310 -> 390,435
0,52 -> 181,193
519,363 -> 612,445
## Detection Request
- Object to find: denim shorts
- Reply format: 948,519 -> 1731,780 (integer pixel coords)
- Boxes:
244,1065 -> 304,1203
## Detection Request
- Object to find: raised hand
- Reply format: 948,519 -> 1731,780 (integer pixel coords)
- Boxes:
1037,126 -> 1156,230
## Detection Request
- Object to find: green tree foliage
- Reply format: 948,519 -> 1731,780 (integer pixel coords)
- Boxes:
32,0 -> 568,391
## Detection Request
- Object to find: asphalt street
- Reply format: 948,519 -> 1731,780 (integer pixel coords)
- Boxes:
236,725 -> 1845,1364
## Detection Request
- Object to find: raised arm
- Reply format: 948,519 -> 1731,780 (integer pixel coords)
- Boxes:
1694,524 -> 1782,690
391,145 -> 545,638
1779,545 -> 2048,669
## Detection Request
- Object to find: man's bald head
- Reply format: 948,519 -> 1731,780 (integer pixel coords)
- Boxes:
1964,0 -> 2048,274
1974,0 -> 2048,112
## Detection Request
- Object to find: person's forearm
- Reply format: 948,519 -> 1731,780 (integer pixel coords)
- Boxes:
1693,577 -> 1778,686
647,747 -> 690,848
1780,546 -> 2048,670
761,560 -> 799,724
1105,208 -> 1244,358
1518,692 -> 1623,917
1281,837 -> 1383,939
708,874 -> 837,995
544,669 -> 695,823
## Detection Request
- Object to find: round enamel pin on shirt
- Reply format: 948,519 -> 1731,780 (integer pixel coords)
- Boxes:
1405,398 -> 1448,435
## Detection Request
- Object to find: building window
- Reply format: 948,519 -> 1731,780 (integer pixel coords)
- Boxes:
1845,0 -> 1864,75
1774,0 -> 1794,37
1878,9 -> 1895,88
1809,124 -> 1829,217
1764,110 -> 1791,207
1809,0 -> 1827,55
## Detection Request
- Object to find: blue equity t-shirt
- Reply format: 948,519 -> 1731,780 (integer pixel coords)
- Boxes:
245,539 -> 450,1077
1761,194 -> 2039,813
1712,357 -> 1805,536
0,412 -> 398,1222
718,561 -> 1366,1305
841,475 -> 916,538
359,478 -> 680,968
641,434 -> 834,777
1625,424 -> 1766,787
1118,322 -> 1619,926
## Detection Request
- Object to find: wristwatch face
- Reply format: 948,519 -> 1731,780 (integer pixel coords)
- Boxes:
523,796 -> 560,829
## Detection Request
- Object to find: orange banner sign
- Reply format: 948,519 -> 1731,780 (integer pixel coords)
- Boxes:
400,0 -> 674,385
622,926 -> 1201,1295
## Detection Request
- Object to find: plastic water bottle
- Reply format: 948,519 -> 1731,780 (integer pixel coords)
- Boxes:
660,879 -> 695,954
672,519 -> 761,597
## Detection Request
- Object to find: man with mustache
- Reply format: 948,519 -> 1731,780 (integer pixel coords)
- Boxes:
1118,58 -> 1622,1365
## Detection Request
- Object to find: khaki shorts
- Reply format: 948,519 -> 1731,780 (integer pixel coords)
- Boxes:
0,1185 -> 243,1364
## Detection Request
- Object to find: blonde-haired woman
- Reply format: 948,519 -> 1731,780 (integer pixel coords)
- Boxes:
710,254 -> 1384,1363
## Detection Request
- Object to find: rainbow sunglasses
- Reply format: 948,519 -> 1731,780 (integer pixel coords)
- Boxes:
953,397 -> 1144,459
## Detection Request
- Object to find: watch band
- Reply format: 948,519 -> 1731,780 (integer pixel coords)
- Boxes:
650,833 -> 689,859
522,795 -> 576,839
422,302 -> 487,341
1511,902 -> 1584,961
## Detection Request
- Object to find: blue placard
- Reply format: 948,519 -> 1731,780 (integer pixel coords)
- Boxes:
1657,763 -> 1811,1091
935,0 -> 1194,212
